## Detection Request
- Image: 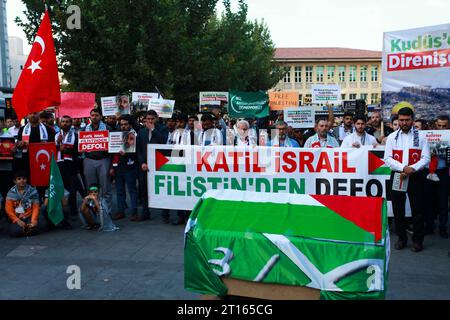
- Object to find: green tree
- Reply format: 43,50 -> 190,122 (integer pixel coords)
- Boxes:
16,0 -> 282,114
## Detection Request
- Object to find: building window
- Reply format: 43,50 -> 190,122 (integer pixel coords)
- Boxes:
316,66 -> 324,82
294,66 -> 302,83
371,93 -> 379,104
371,66 -> 379,82
327,66 -> 335,81
298,94 -> 302,105
341,94 -> 346,100
360,93 -> 368,102
283,66 -> 291,83
339,66 -> 346,82
360,66 -> 367,82
349,93 -> 357,100
305,66 -> 313,83
349,66 -> 357,82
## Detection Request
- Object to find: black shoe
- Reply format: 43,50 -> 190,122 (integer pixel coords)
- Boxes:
439,229 -> 449,239
411,243 -> 423,252
395,240 -> 407,250
61,221 -> 73,230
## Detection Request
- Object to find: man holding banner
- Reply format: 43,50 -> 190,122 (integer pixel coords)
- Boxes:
304,119 -> 339,148
384,107 -> 430,252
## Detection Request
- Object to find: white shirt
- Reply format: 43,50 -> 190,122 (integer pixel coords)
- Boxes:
8,126 -> 20,138
199,128 -> 223,146
341,132 -> 377,148
384,128 -> 430,172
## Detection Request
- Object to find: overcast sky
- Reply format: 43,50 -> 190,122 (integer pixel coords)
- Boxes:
7,0 -> 450,55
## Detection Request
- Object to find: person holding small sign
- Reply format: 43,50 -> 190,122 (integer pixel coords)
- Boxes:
384,107 -> 430,252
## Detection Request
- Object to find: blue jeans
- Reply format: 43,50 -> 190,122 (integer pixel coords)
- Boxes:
116,165 -> 138,214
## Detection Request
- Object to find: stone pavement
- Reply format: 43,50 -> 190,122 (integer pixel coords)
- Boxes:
0,209 -> 449,300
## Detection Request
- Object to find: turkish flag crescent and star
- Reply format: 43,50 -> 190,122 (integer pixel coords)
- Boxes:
28,142 -> 57,187
12,11 -> 60,121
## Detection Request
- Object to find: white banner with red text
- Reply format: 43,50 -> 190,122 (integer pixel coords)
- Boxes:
148,145 -> 407,216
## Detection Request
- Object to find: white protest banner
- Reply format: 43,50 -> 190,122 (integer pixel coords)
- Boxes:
101,96 -> 119,116
199,92 -> 229,112
423,130 -> 450,158
148,99 -> 175,118
312,85 -> 341,104
78,131 -> 109,152
148,145 -> 401,216
382,24 -> 450,119
131,92 -> 161,112
108,131 -> 137,153
284,107 -> 315,128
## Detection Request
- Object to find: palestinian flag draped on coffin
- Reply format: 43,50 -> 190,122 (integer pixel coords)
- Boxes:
184,191 -> 390,300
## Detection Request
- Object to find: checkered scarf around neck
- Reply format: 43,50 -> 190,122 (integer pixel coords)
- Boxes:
6,185 -> 39,210
394,126 -> 419,148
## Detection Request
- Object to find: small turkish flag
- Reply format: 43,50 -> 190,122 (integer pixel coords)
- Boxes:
12,11 -> 60,121
408,149 -> 422,166
28,142 -> 57,187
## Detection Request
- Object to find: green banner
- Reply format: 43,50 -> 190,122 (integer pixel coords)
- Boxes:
228,90 -> 269,118
184,191 -> 389,300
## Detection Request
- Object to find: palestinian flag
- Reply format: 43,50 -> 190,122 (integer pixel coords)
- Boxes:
185,191 -> 389,300
155,149 -> 186,172
369,150 -> 391,175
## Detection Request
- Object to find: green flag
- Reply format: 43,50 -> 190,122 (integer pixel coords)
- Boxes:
48,154 -> 64,225
228,90 -> 269,118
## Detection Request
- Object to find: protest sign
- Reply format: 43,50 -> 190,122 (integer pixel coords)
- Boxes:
57,92 -> 95,119
423,130 -> 450,158
0,137 -> 15,160
269,92 -> 299,110
101,96 -> 119,116
147,145 -> 400,216
148,99 -> 175,118
131,92 -> 161,112
382,24 -> 450,119
117,95 -> 131,115
78,131 -> 109,152
228,90 -> 269,118
284,107 -> 315,128
312,85 -> 341,104
108,131 -> 137,153
199,92 -> 229,112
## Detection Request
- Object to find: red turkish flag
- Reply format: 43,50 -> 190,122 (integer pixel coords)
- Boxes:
12,11 -> 60,121
28,142 -> 57,187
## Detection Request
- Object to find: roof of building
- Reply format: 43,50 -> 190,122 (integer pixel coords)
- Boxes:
275,47 -> 382,60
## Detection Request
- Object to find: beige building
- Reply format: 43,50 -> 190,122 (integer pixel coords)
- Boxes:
271,47 -> 382,106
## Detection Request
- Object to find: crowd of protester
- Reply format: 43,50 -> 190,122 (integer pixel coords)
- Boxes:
0,105 -> 448,255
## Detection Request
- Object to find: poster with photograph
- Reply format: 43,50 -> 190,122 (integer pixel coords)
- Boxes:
117,95 -> 131,115
148,99 -> 175,118
131,92 -> 161,112
108,131 -> 137,153
382,24 -> 450,119
101,96 -> 119,116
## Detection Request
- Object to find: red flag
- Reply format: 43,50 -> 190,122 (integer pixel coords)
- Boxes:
12,11 -> 60,121
28,142 -> 57,187
57,92 -> 96,118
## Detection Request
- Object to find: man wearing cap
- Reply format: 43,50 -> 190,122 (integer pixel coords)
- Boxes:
384,107 -> 430,252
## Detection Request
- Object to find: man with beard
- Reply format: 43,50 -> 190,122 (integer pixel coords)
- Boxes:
199,113 -> 223,146
83,109 -> 114,218
366,111 -> 393,145
267,121 -> 300,148
55,115 -> 80,229
341,116 -> 377,148
332,112 -> 355,145
304,119 -> 339,148
16,112 -> 55,176
384,107 -> 430,252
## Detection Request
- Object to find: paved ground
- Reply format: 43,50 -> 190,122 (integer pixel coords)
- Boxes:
0,208 -> 449,300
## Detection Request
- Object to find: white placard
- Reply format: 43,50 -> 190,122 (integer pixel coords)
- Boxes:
108,131 -> 137,153
284,107 -> 315,128
312,85 -> 342,104
148,99 -> 175,118
101,96 -> 119,116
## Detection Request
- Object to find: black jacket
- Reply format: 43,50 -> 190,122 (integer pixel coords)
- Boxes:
137,127 -> 165,165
